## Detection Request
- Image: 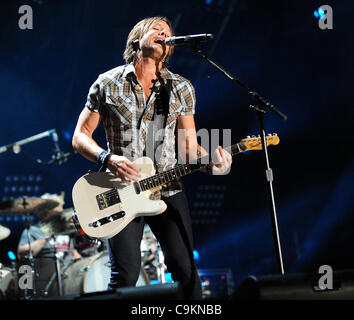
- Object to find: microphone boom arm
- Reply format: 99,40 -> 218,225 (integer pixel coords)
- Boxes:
189,45 -> 287,120
0,129 -> 57,154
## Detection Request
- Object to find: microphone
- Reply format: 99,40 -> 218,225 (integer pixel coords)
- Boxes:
47,130 -> 78,165
165,33 -> 214,46
48,150 -> 78,165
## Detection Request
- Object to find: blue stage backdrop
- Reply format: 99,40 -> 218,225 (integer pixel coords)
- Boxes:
0,0 -> 353,290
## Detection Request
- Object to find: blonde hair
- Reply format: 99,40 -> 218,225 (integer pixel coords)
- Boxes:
123,16 -> 175,67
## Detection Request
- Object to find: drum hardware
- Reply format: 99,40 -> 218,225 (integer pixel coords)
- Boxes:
141,224 -> 169,285
79,264 -> 91,274
156,247 -> 166,284
0,196 -> 60,299
41,257 -> 73,297
24,213 -> 36,298
54,245 -> 64,296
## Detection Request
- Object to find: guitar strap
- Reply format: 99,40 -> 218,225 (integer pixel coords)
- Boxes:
143,76 -> 172,164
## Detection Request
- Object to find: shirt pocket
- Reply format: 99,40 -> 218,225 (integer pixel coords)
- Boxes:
105,94 -> 133,125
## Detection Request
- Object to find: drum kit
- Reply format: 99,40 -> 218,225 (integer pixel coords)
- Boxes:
0,195 -> 168,300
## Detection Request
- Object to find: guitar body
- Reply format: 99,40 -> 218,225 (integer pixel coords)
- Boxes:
72,157 -> 167,239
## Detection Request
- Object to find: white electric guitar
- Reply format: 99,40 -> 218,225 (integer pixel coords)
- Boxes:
72,135 -> 280,239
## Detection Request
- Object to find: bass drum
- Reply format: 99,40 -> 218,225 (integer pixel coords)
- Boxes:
62,250 -> 149,295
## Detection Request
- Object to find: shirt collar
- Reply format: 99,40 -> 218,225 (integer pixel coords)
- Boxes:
159,68 -> 179,81
122,63 -> 136,80
122,63 -> 179,82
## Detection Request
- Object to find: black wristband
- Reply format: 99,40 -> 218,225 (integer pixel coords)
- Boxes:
97,150 -> 113,166
206,164 -> 213,175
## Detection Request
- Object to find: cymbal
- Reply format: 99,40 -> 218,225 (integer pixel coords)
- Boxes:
39,207 -> 77,236
0,224 -> 10,241
0,197 -> 59,215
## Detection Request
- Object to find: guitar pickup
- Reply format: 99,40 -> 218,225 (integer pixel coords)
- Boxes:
89,211 -> 125,228
96,189 -> 120,210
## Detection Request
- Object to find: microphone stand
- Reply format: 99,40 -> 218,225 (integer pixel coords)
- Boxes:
190,44 -> 287,274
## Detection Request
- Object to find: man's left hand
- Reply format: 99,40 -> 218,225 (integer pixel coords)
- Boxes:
210,146 -> 232,175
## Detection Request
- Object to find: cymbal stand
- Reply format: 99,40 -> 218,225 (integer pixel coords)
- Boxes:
156,246 -> 166,284
52,235 -> 64,296
22,198 -> 37,298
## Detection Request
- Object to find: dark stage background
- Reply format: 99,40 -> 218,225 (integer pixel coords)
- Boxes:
0,0 -> 353,291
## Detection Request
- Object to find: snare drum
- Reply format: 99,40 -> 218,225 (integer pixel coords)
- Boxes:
62,251 -> 149,295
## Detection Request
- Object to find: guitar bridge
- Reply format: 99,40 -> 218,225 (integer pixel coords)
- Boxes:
89,211 -> 125,228
96,189 -> 120,210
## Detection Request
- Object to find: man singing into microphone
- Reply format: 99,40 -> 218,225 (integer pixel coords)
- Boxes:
72,16 -> 232,300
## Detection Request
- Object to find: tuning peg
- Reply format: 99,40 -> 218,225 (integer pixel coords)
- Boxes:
246,136 -> 250,138
273,133 -> 277,136
252,135 -> 256,138
267,133 -> 272,136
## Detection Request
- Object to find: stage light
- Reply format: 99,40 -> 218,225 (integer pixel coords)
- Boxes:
318,8 -> 325,18
193,250 -> 200,261
62,130 -> 72,141
202,280 -> 210,287
314,7 -> 325,19
7,251 -> 16,261
165,272 -> 173,283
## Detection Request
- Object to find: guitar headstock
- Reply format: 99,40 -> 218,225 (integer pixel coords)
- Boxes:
241,134 -> 280,151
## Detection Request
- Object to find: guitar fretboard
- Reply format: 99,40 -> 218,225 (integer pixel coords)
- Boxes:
138,142 -> 245,192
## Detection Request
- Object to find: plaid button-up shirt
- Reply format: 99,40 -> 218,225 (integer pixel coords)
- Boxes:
85,64 -> 196,198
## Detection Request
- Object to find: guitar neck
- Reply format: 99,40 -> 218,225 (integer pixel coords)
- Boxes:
138,142 -> 246,192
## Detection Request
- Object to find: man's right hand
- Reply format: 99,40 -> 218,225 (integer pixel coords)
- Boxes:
106,154 -> 141,184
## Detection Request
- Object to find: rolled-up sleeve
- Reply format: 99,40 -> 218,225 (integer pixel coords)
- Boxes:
85,75 -> 104,113
178,79 -> 196,116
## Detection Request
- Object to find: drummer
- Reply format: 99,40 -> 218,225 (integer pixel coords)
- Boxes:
17,193 -> 81,260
